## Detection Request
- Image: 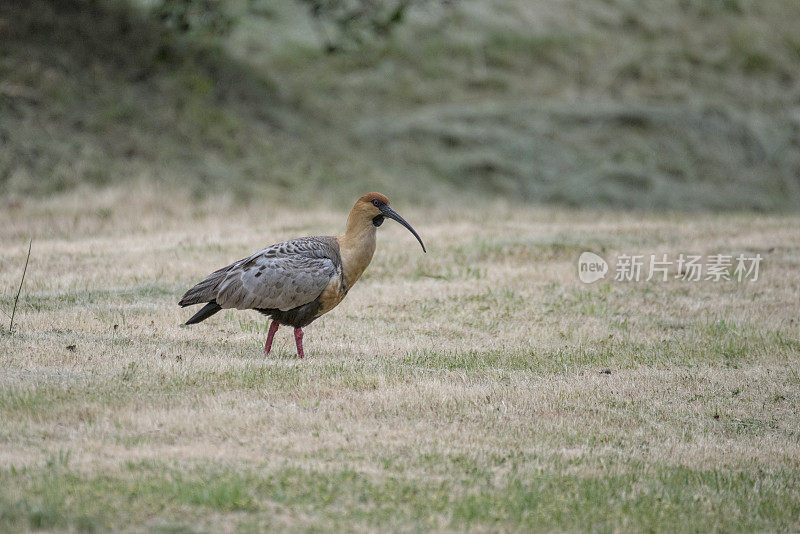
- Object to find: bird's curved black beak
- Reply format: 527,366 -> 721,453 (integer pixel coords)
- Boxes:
379,205 -> 426,253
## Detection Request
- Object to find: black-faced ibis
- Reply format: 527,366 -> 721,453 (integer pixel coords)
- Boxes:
179,193 -> 425,358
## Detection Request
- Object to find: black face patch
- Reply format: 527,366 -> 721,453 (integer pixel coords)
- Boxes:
372,215 -> 384,227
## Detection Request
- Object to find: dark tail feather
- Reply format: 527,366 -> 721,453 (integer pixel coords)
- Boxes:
185,301 -> 222,325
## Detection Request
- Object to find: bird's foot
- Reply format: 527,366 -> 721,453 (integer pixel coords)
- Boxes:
264,320 -> 280,355
294,327 -> 305,359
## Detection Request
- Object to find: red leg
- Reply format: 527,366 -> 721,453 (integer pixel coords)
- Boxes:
264,320 -> 280,355
293,327 -> 305,359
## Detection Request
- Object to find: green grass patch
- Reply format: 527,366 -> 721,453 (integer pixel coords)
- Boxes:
0,459 -> 797,532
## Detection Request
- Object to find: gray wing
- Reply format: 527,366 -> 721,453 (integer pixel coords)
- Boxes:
214,237 -> 339,311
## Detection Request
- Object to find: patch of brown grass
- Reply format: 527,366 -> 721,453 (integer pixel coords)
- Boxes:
1,186 -> 799,531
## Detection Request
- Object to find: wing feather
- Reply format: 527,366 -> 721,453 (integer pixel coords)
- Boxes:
214,238 -> 339,311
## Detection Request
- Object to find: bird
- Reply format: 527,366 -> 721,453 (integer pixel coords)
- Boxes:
178,192 -> 426,358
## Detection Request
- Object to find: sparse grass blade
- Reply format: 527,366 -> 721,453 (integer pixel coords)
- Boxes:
7,239 -> 31,334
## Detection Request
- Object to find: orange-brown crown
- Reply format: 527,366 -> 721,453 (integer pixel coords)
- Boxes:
358,192 -> 390,205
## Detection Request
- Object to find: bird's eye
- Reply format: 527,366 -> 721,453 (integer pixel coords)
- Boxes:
372,199 -> 381,207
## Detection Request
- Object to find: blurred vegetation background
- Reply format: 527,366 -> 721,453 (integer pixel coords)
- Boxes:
1,0 -> 799,210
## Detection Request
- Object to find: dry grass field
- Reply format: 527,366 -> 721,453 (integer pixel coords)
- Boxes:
1,187 -> 799,531
3,0 -> 800,531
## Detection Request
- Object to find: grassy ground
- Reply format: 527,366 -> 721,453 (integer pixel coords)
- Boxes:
1,188 -> 799,531
3,0 -> 800,209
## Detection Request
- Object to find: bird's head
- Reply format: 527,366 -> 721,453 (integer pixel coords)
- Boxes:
350,192 -> 426,253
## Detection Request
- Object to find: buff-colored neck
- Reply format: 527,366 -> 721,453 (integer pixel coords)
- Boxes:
337,210 -> 377,290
